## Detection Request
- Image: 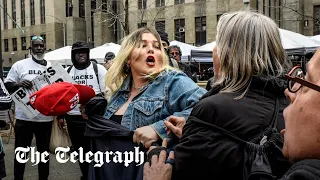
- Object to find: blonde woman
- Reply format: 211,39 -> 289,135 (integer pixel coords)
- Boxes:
172,11 -> 292,179
104,27 -> 206,148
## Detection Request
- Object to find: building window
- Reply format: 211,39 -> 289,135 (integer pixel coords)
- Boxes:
79,0 -> 85,18
21,0 -> 25,27
278,0 -> 281,26
138,22 -> 147,28
314,5 -> 320,35
21,37 -> 27,50
174,19 -> 185,43
102,0 -> 108,12
4,39 -> 9,52
9,58 -> 12,63
12,38 -> 17,51
66,0 -> 73,17
138,0 -> 147,9
40,0 -> 45,24
156,0 -> 165,7
12,0 -> 16,28
174,0 -> 184,4
155,21 -> 165,32
269,0 -> 272,17
30,0 -> 35,25
91,0 -> 96,43
263,0 -> 266,14
3,0 -> 8,29
195,16 -> 206,46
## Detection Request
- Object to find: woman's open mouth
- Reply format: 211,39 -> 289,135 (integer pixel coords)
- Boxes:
146,56 -> 155,66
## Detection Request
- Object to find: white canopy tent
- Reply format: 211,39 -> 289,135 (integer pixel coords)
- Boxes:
44,46 -> 73,65
169,40 -> 197,62
190,41 -> 216,63
309,35 -> 320,45
90,43 -> 121,63
279,29 -> 320,55
191,29 -> 320,62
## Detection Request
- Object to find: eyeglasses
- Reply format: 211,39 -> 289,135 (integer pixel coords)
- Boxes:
285,66 -> 320,93
170,52 -> 180,56
31,36 -> 44,41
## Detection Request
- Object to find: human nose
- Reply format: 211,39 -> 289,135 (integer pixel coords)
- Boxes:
284,88 -> 296,103
147,44 -> 154,54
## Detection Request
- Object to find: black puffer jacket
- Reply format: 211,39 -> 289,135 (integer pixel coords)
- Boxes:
174,77 -> 291,180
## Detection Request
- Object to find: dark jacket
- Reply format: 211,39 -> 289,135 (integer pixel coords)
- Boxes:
279,159 -> 320,180
84,114 -> 145,180
177,62 -> 198,83
174,77 -> 290,180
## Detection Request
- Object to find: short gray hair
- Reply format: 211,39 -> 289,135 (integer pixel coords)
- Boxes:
214,11 -> 291,97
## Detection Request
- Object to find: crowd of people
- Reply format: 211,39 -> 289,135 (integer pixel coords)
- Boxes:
0,10 -> 319,180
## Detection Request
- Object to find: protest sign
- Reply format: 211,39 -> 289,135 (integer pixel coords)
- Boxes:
11,61 -> 75,119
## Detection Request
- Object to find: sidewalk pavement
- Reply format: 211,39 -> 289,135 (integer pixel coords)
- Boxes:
1,135 -> 82,180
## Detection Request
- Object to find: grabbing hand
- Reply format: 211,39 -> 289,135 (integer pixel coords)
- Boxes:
133,126 -> 160,149
80,105 -> 88,120
164,116 -> 186,139
57,118 -> 65,131
18,80 -> 33,90
144,139 -> 174,180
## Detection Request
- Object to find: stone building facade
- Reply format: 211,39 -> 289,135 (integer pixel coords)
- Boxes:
1,0 -> 320,68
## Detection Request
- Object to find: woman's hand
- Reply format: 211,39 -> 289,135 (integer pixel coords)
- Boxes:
80,105 -> 88,120
133,126 -> 160,149
57,118 -> 65,130
164,116 -> 186,139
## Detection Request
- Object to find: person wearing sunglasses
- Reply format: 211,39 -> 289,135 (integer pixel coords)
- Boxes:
168,45 -> 198,82
4,35 -> 53,180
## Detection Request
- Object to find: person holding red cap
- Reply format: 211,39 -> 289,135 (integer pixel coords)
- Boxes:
56,41 -> 107,180
4,36 -> 53,180
29,82 -> 96,117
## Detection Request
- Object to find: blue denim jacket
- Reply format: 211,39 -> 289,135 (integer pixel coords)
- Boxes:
104,69 -> 207,140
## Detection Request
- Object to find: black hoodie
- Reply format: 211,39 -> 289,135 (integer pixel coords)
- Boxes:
71,41 -> 91,70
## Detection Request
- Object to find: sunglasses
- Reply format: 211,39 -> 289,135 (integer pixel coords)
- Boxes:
285,66 -> 320,93
31,36 -> 44,41
170,52 -> 180,56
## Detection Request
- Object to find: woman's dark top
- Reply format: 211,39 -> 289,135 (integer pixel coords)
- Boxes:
109,115 -> 123,124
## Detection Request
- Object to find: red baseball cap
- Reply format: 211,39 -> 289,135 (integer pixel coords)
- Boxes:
29,82 -> 96,116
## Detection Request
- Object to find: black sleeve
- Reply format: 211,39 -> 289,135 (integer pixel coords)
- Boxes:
4,82 -> 20,94
279,159 -> 320,180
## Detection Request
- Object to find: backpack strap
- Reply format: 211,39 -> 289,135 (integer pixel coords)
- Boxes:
92,62 -> 101,92
189,98 -> 280,144
67,63 -> 102,93
190,116 -> 247,144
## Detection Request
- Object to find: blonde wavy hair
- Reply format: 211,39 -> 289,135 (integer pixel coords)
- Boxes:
105,27 -> 170,97
214,11 -> 291,97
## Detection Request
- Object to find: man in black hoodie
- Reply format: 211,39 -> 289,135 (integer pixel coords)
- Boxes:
57,41 -> 107,180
